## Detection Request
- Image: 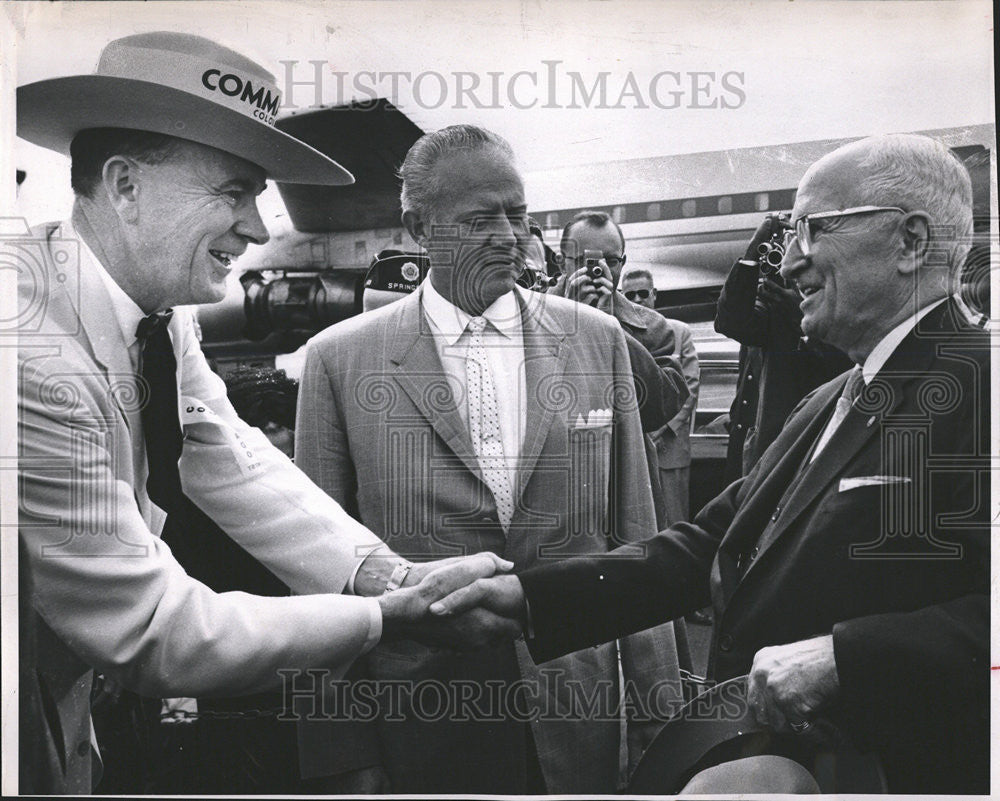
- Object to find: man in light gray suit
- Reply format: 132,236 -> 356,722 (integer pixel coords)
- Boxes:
296,125 -> 687,794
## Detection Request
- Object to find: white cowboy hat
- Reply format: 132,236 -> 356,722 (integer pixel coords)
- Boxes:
16,31 -> 354,186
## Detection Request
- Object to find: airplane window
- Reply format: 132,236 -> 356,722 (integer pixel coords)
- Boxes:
717,196 -> 733,214
546,212 -> 559,229
612,206 -> 625,223
755,193 -> 770,211
681,199 -> 696,218
646,203 -> 661,220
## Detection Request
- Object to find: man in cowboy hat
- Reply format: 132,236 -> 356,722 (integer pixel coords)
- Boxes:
429,133 -> 990,795
15,31 -> 517,794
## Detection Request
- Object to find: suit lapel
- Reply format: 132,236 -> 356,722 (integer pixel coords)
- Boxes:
388,288 -> 484,479
514,292 -> 565,502
50,223 -> 140,438
714,385 -> 841,601
739,301 -> 957,583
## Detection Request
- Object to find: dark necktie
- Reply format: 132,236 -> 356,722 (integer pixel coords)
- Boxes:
134,312 -> 287,595
136,311 -> 185,517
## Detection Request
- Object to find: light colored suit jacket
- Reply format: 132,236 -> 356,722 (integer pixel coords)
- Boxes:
295,286 -> 684,793
17,222 -> 384,793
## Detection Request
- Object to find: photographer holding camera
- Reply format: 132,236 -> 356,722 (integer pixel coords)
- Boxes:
554,211 -> 689,441
715,215 -> 852,483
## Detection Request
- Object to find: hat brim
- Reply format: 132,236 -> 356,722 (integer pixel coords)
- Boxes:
17,75 -> 354,186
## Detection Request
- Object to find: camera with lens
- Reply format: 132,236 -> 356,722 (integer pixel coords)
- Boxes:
755,215 -> 791,282
584,249 -> 605,280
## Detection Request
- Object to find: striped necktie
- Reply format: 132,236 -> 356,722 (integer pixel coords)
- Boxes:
466,316 -> 514,530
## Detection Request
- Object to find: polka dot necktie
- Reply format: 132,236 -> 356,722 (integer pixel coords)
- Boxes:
466,316 -> 514,530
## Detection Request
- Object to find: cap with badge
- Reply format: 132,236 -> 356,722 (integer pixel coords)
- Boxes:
361,251 -> 430,312
364,251 -> 429,295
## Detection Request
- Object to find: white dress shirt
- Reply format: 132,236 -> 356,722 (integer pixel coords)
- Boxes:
812,296 -> 949,459
421,279 -> 528,474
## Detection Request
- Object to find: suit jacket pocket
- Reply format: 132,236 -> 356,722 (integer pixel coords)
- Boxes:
562,422 -> 613,548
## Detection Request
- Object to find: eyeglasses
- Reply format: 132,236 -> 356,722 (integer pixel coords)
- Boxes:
624,288 -> 651,302
569,253 -> 627,270
784,206 -> 906,256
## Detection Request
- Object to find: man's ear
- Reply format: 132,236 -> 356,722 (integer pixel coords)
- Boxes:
402,210 -> 428,248
101,156 -> 141,223
898,211 -> 930,274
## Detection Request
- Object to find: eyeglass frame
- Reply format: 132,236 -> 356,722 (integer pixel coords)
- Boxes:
566,252 -> 627,270
623,288 -> 652,301
783,206 -> 906,257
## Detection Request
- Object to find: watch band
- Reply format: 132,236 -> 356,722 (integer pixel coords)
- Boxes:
385,562 -> 413,592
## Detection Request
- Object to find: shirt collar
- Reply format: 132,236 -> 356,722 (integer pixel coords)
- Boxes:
861,296 -> 949,384
67,220 -> 149,350
421,277 -> 523,344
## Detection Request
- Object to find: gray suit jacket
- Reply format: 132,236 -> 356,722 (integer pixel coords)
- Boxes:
295,286 -> 684,793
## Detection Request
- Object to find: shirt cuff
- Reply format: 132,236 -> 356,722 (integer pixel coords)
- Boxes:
360,597 -> 383,654
345,544 -> 386,595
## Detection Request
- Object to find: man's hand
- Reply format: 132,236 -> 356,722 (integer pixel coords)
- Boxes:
377,554 -> 523,651
758,279 -> 803,325
746,635 -> 840,733
554,265 -> 614,310
742,214 -> 783,262
427,573 -> 527,622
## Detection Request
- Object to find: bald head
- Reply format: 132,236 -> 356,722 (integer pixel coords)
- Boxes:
801,134 -> 973,273
780,134 -> 972,363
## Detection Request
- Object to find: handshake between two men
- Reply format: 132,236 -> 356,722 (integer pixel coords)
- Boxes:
374,552 -> 526,651
380,556 -> 836,739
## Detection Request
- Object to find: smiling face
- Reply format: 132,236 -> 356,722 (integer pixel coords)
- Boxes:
409,148 -> 530,316
780,150 -> 910,361
124,140 -> 269,312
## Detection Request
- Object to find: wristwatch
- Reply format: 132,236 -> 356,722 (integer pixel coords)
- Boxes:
385,561 -> 413,592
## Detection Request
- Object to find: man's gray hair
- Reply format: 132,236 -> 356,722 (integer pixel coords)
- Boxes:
855,133 -> 974,272
399,125 -> 514,218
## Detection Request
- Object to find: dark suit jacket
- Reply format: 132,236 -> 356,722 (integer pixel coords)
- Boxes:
521,299 -> 989,794
715,260 -> 851,482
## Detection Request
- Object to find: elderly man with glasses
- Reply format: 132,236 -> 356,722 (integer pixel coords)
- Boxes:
430,133 -> 989,795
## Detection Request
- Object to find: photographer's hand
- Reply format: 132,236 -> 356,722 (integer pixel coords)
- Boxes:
743,214 -> 781,261
558,266 -> 614,310
759,279 -> 803,325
